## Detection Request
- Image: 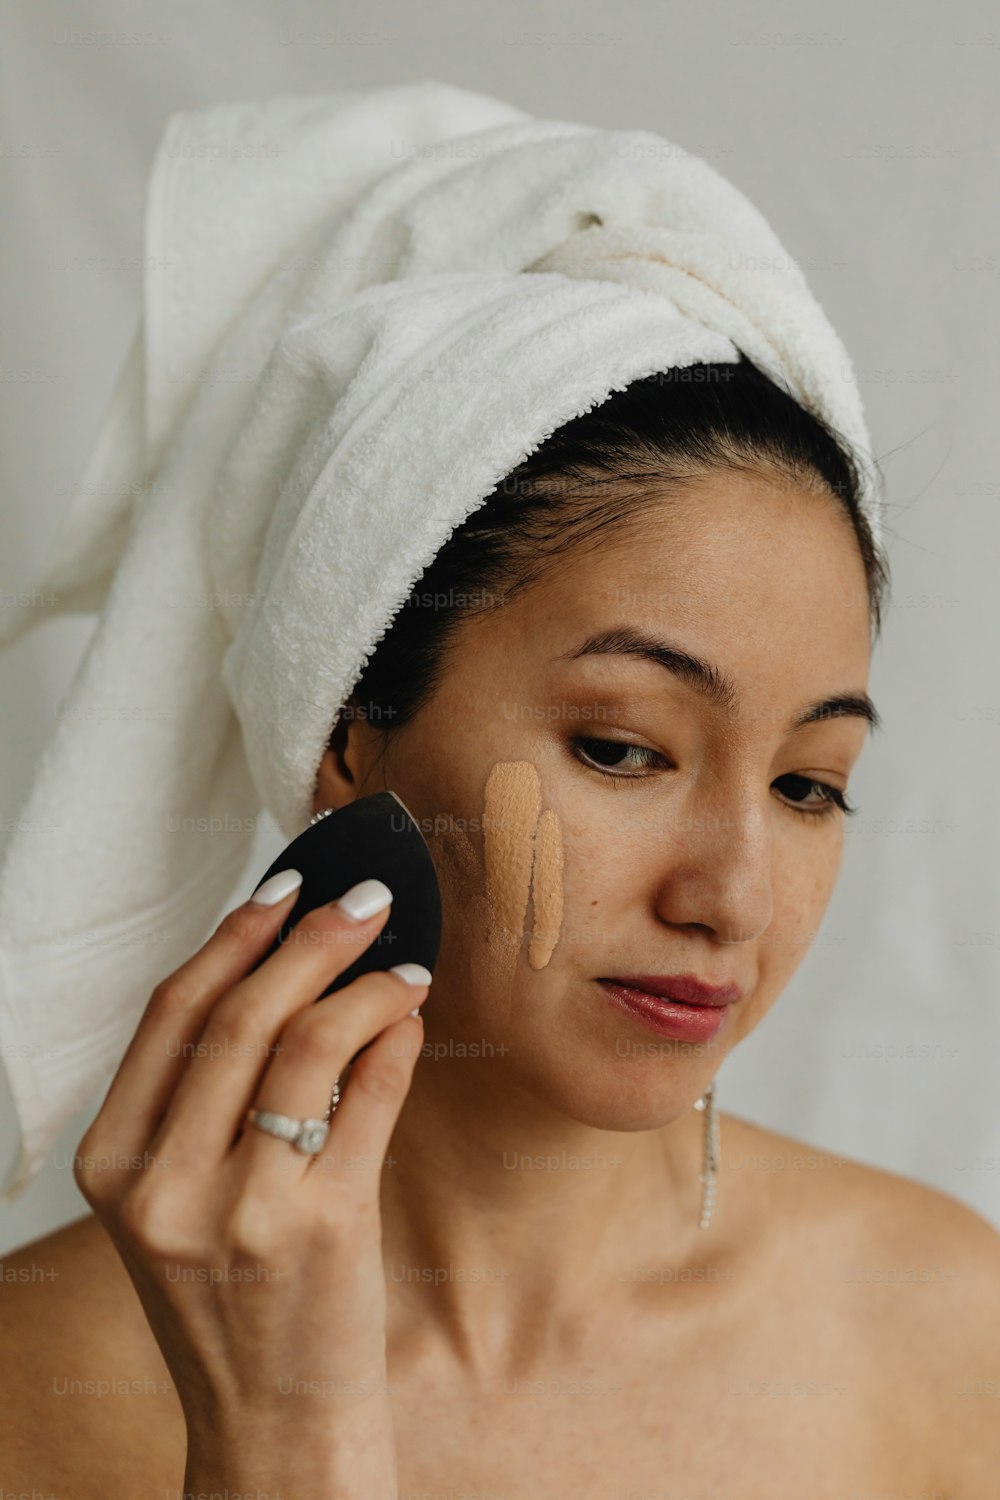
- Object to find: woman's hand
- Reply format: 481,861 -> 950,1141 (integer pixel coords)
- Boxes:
72,870 -> 430,1500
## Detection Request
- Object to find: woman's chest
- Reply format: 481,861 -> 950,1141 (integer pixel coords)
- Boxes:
387,1319 -> 936,1499
29,1220 -> 943,1499
37,1314 -> 935,1499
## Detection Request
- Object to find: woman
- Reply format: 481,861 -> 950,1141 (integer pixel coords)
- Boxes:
2,85 -> 998,1498
2,362 -> 998,1497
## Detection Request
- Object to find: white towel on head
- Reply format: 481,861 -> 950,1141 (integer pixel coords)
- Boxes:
0,78 -> 882,1200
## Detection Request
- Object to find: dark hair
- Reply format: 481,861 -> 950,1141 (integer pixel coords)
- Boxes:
334,357 -> 889,769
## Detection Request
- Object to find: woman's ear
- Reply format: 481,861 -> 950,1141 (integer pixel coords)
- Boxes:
311,696 -> 362,817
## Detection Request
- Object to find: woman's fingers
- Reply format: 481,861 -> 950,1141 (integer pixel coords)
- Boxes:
306,1011 -> 426,1197
75,875 -> 306,1200
234,970 -> 429,1191
146,884 -> 403,1167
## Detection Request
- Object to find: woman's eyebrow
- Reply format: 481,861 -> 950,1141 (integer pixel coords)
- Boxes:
551,625 -> 882,735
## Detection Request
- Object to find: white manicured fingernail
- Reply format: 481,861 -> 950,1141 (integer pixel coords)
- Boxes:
390,963 -> 432,987
335,878 -> 394,921
250,869 -> 304,906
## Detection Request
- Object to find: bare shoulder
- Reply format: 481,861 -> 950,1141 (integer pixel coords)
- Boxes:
721,1111 -> 1000,1494
0,1210 -> 184,1494
722,1107 -> 1000,1240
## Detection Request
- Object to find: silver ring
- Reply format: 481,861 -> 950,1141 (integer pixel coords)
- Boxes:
244,1073 -> 341,1155
245,1108 -> 330,1154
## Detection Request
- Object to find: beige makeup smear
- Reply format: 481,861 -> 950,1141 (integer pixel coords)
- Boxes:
483,760 -> 564,987
528,807 -> 564,969
483,761 -> 540,985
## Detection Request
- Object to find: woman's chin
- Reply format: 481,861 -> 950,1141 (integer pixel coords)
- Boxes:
516,1062 -> 716,1135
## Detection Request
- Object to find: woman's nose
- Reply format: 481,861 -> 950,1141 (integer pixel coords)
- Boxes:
650,779 -> 774,944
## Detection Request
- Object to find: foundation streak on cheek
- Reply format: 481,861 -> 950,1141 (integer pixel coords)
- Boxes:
482,762 -> 566,1031
528,807 -> 563,970
483,762 -> 540,1000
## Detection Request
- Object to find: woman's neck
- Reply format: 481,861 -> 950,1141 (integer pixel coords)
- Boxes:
377,1057 -> 711,1381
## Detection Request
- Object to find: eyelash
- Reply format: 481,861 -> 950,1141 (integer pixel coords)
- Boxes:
569,737 -> 858,820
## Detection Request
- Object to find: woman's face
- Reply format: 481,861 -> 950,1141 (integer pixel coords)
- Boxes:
315,468 -> 876,1128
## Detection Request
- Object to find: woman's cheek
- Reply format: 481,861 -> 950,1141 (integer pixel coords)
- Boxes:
736,855 -> 841,1040
527,806 -> 564,969
423,761 -> 569,1038
478,760 -> 568,981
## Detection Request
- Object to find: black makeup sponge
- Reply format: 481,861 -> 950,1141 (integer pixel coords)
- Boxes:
251,790 -> 442,999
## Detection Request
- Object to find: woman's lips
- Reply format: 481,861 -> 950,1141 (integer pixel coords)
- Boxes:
605,974 -> 743,1006
598,979 -> 732,1042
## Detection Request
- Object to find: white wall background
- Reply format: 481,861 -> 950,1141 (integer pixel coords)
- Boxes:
1,0 -> 998,1255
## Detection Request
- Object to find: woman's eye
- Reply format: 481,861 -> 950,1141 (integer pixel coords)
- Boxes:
772,773 -> 857,819
570,736 -> 669,782
570,738 -> 857,819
